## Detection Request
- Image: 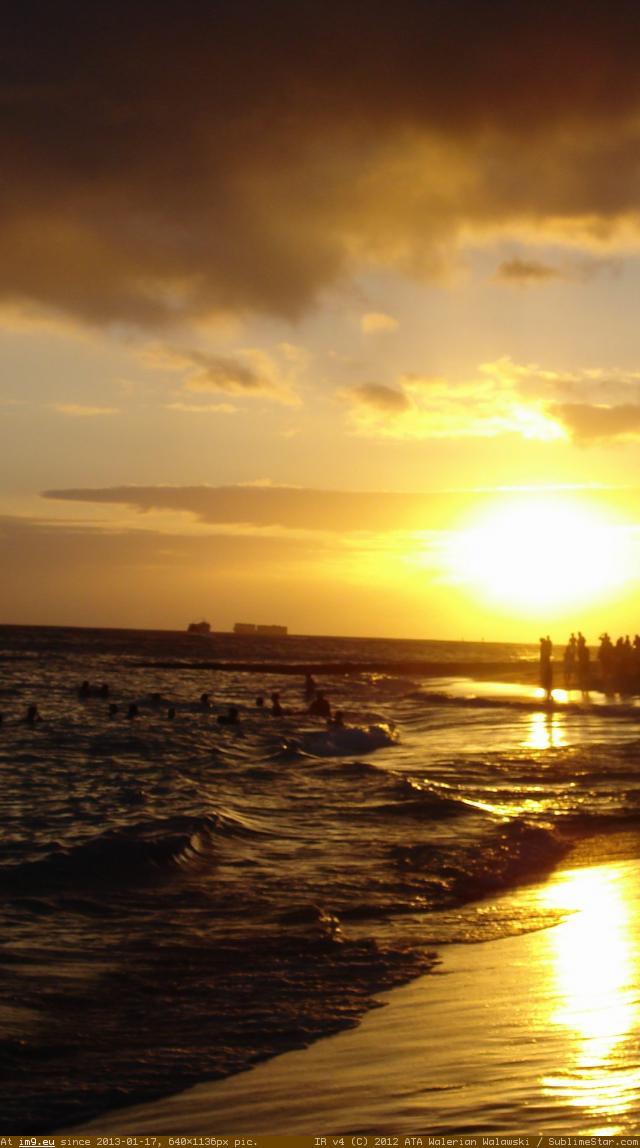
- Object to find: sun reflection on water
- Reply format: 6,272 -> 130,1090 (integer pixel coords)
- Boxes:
540,864 -> 640,1132
525,710 -> 567,749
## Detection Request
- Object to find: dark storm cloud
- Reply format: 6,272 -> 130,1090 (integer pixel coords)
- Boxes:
3,0 -> 640,327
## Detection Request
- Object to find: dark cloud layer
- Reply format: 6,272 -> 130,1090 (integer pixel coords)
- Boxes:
3,1 -> 640,327
42,482 -> 640,531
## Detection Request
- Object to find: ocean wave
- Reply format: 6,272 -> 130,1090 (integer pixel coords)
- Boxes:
390,819 -> 569,908
299,723 -> 398,757
373,793 -> 472,820
0,814 -> 230,890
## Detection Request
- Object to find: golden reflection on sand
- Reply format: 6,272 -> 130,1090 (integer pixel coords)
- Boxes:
540,865 -> 640,1133
525,710 -> 567,749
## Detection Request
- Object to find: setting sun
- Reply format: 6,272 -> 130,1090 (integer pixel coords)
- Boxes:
445,494 -> 633,617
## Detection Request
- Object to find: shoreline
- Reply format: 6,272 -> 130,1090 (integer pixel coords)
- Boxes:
68,833 -> 640,1136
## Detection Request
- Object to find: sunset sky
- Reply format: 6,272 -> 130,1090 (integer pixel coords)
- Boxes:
3,0 -> 640,639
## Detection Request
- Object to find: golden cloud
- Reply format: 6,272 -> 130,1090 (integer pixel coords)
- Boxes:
52,404 -> 119,417
360,312 -> 399,333
142,345 -> 301,405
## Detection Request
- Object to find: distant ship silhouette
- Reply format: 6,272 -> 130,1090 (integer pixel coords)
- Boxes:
233,623 -> 288,636
187,620 -> 211,634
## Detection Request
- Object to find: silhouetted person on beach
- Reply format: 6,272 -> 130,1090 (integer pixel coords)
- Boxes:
304,673 -> 317,699
598,632 -> 614,692
167,706 -> 176,721
78,680 -> 91,698
539,636 -> 553,702
200,692 -> 211,709
127,703 -> 139,720
270,692 -> 284,717
563,633 -> 577,688
108,702 -> 119,719
576,632 -> 590,693
255,696 -> 265,708
24,704 -> 41,724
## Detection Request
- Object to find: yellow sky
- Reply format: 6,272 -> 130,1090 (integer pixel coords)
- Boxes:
3,2 -> 640,638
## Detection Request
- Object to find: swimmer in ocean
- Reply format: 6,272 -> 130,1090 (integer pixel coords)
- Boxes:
218,706 -> 240,725
309,691 -> 331,718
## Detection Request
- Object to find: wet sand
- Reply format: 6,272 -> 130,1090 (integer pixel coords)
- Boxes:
72,841 -> 640,1136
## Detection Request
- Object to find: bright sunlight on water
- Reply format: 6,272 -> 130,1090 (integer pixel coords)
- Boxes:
540,864 -> 640,1134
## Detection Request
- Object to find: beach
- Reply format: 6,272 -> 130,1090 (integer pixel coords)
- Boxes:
73,838 -> 640,1135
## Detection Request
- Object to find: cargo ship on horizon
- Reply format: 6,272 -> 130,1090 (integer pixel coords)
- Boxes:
233,622 -> 288,636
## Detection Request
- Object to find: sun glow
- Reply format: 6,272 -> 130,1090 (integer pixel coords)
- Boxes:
445,494 -> 632,615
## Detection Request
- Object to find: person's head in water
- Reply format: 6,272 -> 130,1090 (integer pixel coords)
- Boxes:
255,696 -> 264,707
127,702 -> 139,720
200,692 -> 210,707
218,705 -> 240,725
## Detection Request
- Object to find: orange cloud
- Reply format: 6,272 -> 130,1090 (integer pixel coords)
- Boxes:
494,258 -> 562,284
52,404 -> 119,417
360,312 -> 399,333
548,402 -> 640,441
142,345 -> 300,404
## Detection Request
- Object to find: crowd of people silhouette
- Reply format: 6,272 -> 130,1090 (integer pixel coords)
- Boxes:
540,631 -> 640,697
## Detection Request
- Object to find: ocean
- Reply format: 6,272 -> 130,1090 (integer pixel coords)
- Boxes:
2,625 -> 640,1133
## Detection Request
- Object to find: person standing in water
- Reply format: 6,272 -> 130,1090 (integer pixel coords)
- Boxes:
539,635 -> 553,702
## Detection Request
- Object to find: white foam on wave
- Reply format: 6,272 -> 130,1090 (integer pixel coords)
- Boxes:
300,722 -> 398,757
